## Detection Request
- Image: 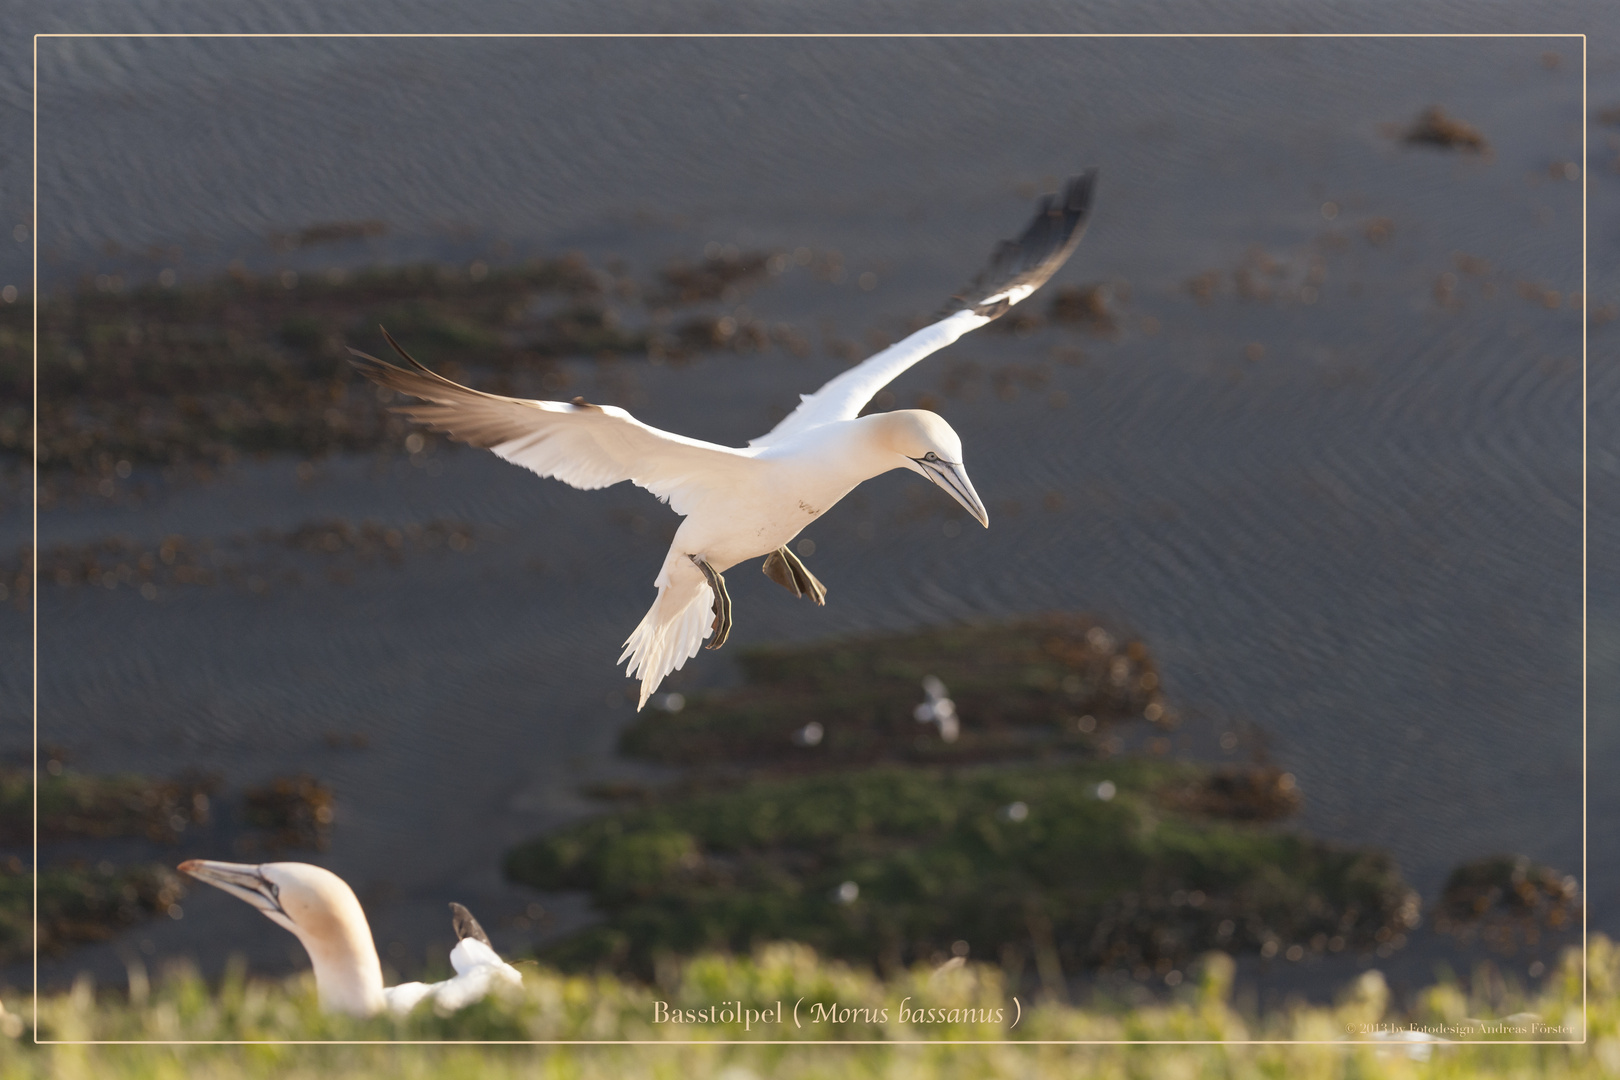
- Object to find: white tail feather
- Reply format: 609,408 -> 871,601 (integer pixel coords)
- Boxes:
618,576 -> 714,709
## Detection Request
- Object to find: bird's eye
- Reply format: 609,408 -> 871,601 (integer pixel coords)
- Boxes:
924,452 -> 939,462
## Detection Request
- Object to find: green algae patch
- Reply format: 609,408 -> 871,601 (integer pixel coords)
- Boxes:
16,258 -> 637,476
519,616 -> 1413,979
618,614 -> 1168,771
506,760 -> 1416,980
11,247 -> 801,481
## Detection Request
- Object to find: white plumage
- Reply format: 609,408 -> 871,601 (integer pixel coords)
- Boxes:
382,935 -> 522,1015
178,859 -> 523,1018
351,172 -> 1098,708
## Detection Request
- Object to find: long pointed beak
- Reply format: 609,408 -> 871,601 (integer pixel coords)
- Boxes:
178,859 -> 285,920
915,458 -> 990,528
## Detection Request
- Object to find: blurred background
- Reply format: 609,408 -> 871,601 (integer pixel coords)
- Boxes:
0,1 -> 1611,1016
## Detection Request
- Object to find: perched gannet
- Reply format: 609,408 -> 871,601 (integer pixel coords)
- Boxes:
350,171 -> 1098,708
178,859 -> 523,1017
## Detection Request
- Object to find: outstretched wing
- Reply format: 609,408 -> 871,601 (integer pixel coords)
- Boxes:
350,329 -> 754,517
753,170 -> 1097,447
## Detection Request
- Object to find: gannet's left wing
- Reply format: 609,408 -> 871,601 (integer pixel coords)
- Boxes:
752,170 -> 1097,447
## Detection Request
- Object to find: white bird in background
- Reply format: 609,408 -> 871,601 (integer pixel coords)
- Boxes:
914,674 -> 959,742
349,171 -> 1098,709
178,859 -> 523,1017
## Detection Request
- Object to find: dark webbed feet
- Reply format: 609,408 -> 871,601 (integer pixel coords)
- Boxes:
690,554 -> 733,649
762,546 -> 827,607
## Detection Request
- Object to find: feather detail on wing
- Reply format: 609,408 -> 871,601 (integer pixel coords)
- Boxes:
753,170 -> 1097,448
349,330 -> 754,517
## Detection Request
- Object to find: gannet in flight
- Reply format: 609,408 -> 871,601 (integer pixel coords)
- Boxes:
349,171 -> 1098,709
178,859 -> 523,1017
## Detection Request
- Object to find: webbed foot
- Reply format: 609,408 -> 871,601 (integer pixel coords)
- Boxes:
690,554 -> 733,649
762,546 -> 827,607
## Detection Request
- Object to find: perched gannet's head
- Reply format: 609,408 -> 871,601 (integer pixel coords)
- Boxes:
870,410 -> 990,528
179,859 -> 387,1017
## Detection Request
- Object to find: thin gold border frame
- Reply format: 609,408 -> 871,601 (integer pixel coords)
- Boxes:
28,31 -> 1581,1049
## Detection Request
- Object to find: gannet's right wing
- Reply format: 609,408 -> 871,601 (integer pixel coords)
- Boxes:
752,170 -> 1097,448
350,330 -> 754,518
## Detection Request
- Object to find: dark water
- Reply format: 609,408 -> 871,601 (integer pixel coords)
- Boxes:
4,4 -> 1615,999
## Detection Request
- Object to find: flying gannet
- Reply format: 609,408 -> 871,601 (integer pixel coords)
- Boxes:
178,859 -> 523,1017
349,171 -> 1098,709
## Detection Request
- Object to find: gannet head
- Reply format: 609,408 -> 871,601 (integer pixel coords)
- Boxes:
870,410 -> 990,528
179,859 -> 387,1017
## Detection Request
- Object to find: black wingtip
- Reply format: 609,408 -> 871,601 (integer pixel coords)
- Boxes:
1062,169 -> 1099,218
449,902 -> 492,946
944,168 -> 1101,319
378,325 -> 437,377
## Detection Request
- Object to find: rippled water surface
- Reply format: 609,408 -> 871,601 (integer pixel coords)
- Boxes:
4,4 -> 1615,993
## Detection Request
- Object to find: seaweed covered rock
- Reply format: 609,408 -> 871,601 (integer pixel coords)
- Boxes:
0,762 -> 344,964
506,760 -> 1417,979
16,257 -> 623,476
0,765 -> 217,845
619,615 -> 1167,770
1402,105 -> 1489,152
519,616 -> 1418,980
242,774 -> 335,853
1159,764 -> 1302,822
1436,854 -> 1579,951
0,858 -> 186,963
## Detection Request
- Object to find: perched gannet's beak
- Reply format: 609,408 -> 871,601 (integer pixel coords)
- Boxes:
911,456 -> 990,528
178,859 -> 295,933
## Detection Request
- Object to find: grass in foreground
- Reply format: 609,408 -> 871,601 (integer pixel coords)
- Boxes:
0,936 -> 1607,1078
